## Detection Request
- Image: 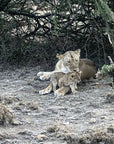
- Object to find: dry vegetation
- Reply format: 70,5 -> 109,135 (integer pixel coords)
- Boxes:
0,104 -> 13,125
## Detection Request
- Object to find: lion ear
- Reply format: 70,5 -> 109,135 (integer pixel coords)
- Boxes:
56,53 -> 64,59
75,49 -> 81,54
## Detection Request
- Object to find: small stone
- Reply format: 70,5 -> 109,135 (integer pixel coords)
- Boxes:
90,118 -> 96,123
107,125 -> 114,133
101,116 -> 108,119
37,134 -> 46,139
12,120 -> 22,125
106,92 -> 114,103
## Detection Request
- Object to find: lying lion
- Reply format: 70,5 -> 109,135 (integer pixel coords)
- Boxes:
38,49 -> 96,96
38,49 -> 81,80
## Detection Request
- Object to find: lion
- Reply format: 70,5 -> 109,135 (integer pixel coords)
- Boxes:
38,49 -> 81,80
50,69 -> 81,95
38,49 -> 96,96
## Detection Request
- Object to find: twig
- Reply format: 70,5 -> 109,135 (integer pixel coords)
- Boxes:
108,56 -> 114,64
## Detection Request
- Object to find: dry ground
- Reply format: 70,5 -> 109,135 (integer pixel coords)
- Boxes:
0,65 -> 114,144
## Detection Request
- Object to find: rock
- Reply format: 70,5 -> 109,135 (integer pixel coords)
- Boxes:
37,134 -> 47,142
37,134 -> 46,139
106,92 -> 114,103
107,125 -> 114,133
12,119 -> 22,125
90,118 -> 96,123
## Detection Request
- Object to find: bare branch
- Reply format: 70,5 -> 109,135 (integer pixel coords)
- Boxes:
5,9 -> 53,19
108,56 -> 114,64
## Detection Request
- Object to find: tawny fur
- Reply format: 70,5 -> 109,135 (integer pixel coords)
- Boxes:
50,70 -> 81,95
38,49 -> 96,96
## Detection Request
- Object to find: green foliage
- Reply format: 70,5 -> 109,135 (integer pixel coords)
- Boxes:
101,64 -> 114,77
52,17 -> 59,37
95,0 -> 114,22
95,0 -> 114,52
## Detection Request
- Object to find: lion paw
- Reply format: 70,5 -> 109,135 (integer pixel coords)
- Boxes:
37,72 -> 50,80
39,88 -> 52,95
72,90 -> 78,95
37,72 -> 43,77
54,90 -> 65,97
37,72 -> 46,80
39,90 -> 47,95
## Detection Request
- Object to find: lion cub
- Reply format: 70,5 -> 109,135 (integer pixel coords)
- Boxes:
50,69 -> 81,94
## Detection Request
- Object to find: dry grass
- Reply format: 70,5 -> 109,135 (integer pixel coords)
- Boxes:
0,104 -> 13,125
48,122 -> 114,144
47,121 -> 75,138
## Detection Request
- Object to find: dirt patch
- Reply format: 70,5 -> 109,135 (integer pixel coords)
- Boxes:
0,65 -> 113,144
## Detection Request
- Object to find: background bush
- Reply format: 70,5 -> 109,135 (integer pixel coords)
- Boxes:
0,0 -> 113,69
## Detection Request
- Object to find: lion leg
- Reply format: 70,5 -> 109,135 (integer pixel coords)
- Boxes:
37,71 -> 59,81
70,83 -> 78,94
50,75 -> 58,92
52,81 -> 58,92
54,86 -> 70,96
37,72 -> 52,80
39,83 -> 53,95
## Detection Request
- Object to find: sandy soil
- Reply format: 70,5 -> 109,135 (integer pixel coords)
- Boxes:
0,65 -> 114,144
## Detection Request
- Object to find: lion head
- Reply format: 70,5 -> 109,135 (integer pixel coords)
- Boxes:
67,69 -> 82,84
56,49 -> 81,72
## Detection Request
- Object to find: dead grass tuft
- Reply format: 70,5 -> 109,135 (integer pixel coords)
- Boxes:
48,123 -> 114,144
0,104 -> 14,125
15,101 -> 40,112
47,121 -> 74,138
